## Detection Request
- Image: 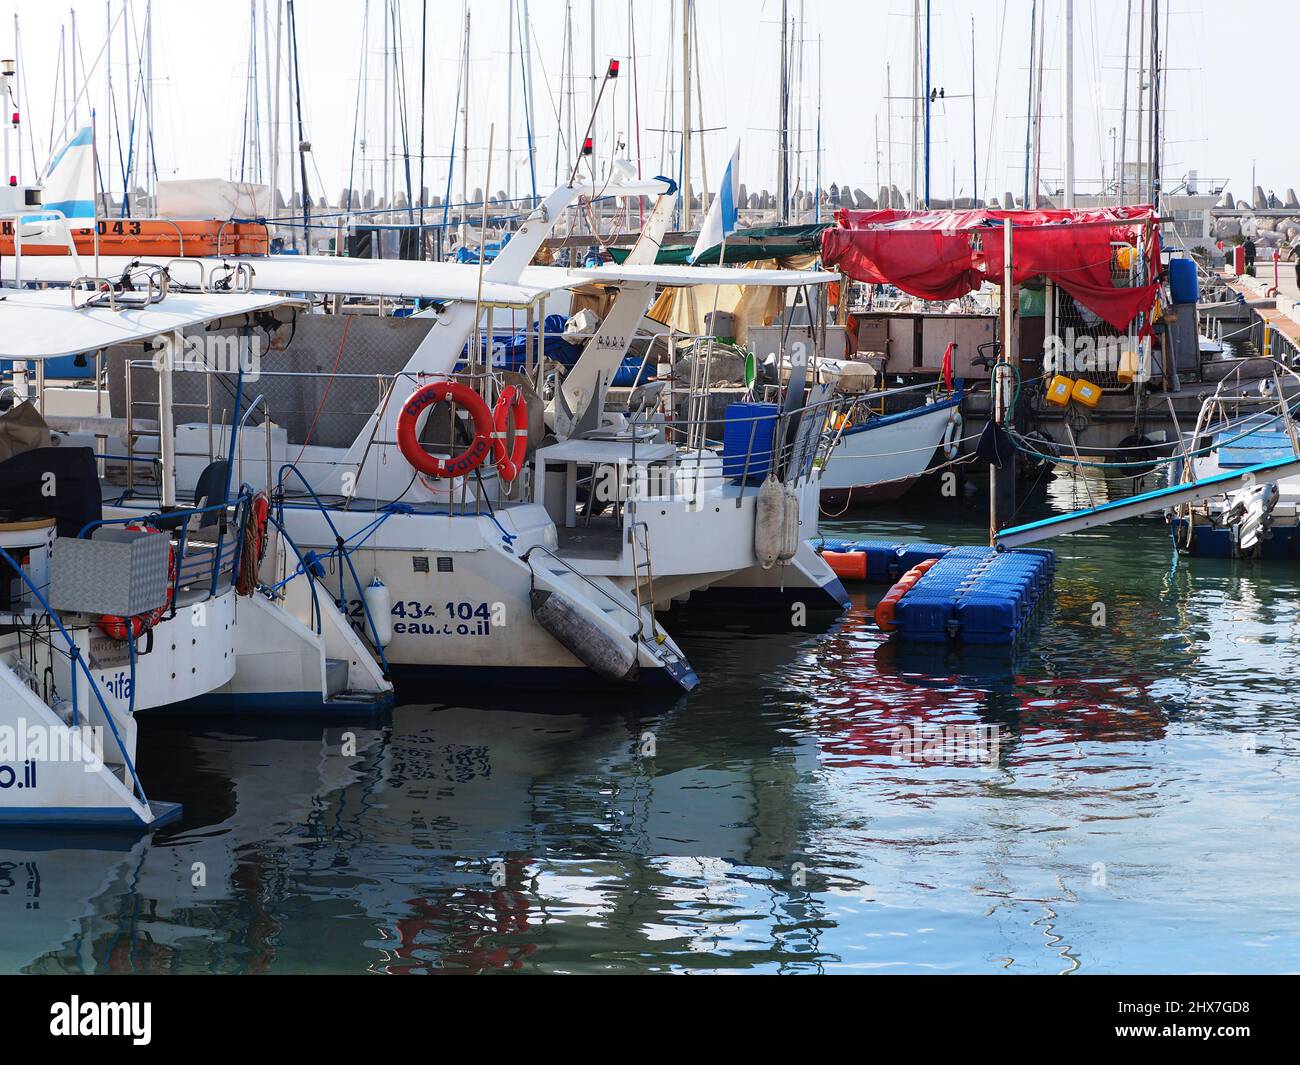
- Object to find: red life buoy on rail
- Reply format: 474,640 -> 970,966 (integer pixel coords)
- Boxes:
396,381 -> 495,479
491,386 -> 529,482
97,524 -> 176,641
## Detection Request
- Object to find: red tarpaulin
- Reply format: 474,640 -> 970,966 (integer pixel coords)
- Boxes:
821,205 -> 1161,331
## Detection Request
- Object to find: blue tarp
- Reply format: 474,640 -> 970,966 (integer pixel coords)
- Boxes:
457,313 -> 655,385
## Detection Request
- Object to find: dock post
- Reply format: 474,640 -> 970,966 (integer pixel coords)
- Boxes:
990,218 -> 1018,543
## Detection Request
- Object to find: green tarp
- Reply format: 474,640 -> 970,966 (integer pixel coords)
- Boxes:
607,222 -> 831,266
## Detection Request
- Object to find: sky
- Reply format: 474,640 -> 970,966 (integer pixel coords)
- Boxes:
0,0 -> 1292,210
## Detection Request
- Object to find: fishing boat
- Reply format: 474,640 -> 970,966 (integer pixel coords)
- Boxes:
818,383 -> 963,505
1168,360 -> 1300,558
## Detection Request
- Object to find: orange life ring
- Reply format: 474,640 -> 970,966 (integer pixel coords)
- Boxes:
491,386 -> 529,482
97,525 -> 175,641
396,381 -> 494,479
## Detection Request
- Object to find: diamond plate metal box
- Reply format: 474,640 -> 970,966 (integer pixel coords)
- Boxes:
48,528 -> 171,617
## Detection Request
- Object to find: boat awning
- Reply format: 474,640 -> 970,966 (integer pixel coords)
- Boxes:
0,289 -> 304,359
1,254 -> 835,306
822,205 -> 1161,330
563,263 -> 837,287
607,222 -> 832,265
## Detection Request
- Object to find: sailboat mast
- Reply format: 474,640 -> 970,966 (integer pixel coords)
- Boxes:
923,0 -> 931,208
1064,0 -> 1075,207
910,0 -> 919,207
680,0 -> 691,230
506,0 -> 514,204
779,0 -> 789,222
970,16 -> 977,205
1119,0 -> 1131,202
886,63 -> 893,207
270,0 -> 281,219
459,8 -> 470,247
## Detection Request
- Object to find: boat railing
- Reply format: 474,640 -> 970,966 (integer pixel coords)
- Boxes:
0,544 -> 150,810
275,462 -> 391,672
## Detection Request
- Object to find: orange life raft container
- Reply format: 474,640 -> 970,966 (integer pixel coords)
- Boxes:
0,217 -> 270,257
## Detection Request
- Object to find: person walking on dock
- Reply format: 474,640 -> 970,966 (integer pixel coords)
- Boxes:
1244,237 -> 1257,276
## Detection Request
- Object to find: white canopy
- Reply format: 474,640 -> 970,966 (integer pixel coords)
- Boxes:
0,289 -> 303,359
2,254 -> 835,307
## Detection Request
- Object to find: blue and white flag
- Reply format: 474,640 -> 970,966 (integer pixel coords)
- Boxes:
42,126 -> 96,224
688,141 -> 740,264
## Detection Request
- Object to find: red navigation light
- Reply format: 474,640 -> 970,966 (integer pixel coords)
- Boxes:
10,112 -> 18,126
8,176 -> 16,187
582,136 -> 593,156
607,59 -> 620,79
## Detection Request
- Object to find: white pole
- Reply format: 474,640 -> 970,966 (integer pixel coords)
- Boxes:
459,9 -> 470,248
270,0 -> 281,220
1064,0 -> 1075,207
506,0 -> 515,203
382,1 -> 390,217
911,0 -> 919,207
680,0 -> 691,230
886,64 -> 893,207
104,1 -> 112,210
523,0 -> 534,204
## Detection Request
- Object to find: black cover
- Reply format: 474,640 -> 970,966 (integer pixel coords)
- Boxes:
0,446 -> 103,537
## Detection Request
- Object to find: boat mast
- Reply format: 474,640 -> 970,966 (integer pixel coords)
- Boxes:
970,16 -> 977,205
459,8 -> 470,247
1119,0 -> 1131,203
1135,0 -> 1145,204
886,63 -> 893,207
1064,0 -> 1074,207
506,0 -> 514,204
523,0 -> 535,203
911,0 -> 919,207
270,0 -> 281,220
681,0 -> 691,231
923,0 -> 930,207
104,3 -> 111,207
1149,0 -> 1160,206
779,0 -> 789,222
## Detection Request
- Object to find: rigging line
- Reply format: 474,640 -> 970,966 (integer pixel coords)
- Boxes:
440,5 -> 466,235
516,0 -> 537,203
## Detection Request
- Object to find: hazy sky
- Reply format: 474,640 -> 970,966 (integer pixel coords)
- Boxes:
0,1 -> 1290,208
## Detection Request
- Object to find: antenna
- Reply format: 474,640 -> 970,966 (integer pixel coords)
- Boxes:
566,57 -> 620,187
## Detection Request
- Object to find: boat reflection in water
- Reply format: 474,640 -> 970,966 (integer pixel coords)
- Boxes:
5,500 -> 1300,973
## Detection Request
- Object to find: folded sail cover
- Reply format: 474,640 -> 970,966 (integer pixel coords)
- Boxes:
822,206 -> 1160,330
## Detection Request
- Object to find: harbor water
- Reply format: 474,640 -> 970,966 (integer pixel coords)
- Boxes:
4,475 -> 1300,974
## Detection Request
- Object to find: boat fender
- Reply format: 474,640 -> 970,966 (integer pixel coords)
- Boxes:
529,588 -> 638,682
779,482 -> 800,562
943,410 -> 963,461
823,550 -> 867,582
364,578 -> 394,647
396,381 -> 495,479
754,475 -> 785,569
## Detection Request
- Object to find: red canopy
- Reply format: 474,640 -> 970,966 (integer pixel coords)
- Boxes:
822,205 -> 1161,331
